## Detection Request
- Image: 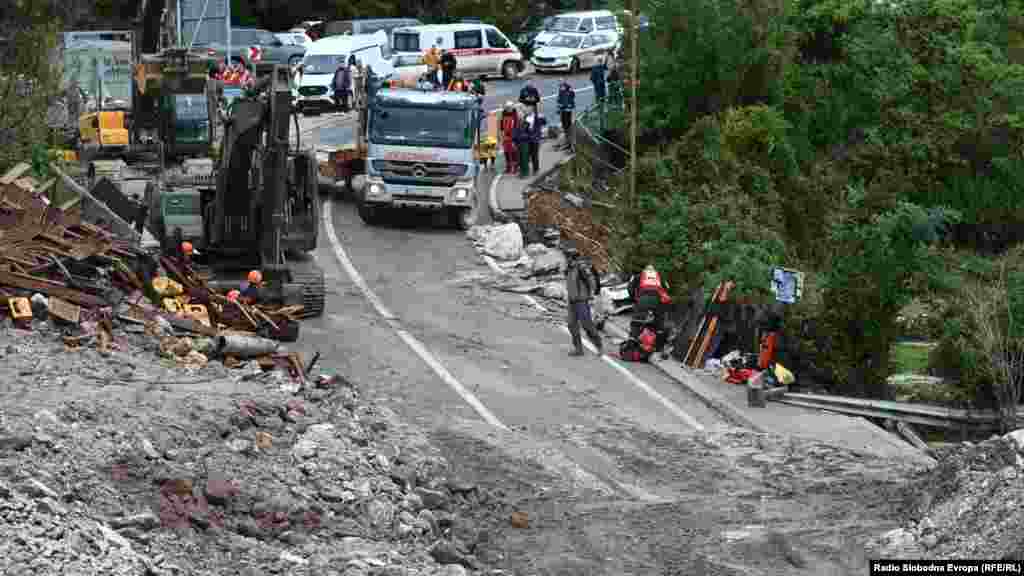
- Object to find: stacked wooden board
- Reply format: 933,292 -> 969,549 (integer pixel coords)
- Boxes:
683,281 -> 735,368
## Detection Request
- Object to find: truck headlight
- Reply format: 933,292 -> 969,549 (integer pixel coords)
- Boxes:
368,183 -> 383,196
454,187 -> 469,200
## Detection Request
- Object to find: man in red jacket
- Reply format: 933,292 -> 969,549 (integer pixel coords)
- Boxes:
498,101 -> 519,175
630,264 -> 672,341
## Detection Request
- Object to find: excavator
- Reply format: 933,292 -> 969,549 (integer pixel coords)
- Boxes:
195,64 -> 326,317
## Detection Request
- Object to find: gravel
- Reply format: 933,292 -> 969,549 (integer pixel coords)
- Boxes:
0,318 -> 502,576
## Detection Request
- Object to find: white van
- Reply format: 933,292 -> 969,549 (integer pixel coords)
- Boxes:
391,23 -> 524,80
296,31 -> 395,114
532,10 -> 620,48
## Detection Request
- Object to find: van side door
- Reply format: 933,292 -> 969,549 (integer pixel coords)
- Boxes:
483,27 -> 514,75
453,28 -> 484,75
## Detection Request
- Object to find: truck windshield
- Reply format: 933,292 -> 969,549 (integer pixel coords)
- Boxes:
370,106 -> 475,149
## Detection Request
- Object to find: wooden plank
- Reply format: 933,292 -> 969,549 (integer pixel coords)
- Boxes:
48,296 -> 81,324
0,163 -> 31,185
0,270 -> 107,307
684,282 -> 724,366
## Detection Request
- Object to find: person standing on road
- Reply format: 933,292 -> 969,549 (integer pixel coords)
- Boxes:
565,248 -> 603,356
591,57 -> 607,105
556,79 -> 575,151
525,109 -> 543,176
499,101 -> 520,175
513,107 -> 532,178
332,62 -> 350,112
607,64 -> 623,107
440,49 -> 458,89
518,80 -> 541,116
424,42 -> 441,86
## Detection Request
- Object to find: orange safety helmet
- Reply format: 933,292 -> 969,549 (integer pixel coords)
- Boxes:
247,270 -> 263,284
227,289 -> 240,302
181,241 -> 194,255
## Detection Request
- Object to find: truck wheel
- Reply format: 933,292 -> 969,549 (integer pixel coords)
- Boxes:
502,61 -> 519,80
358,202 -> 380,226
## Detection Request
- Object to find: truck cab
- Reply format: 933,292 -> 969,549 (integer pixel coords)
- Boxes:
359,88 -> 482,229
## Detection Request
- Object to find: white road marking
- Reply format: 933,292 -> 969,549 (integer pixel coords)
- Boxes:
322,198 -> 507,430
481,253 -> 705,431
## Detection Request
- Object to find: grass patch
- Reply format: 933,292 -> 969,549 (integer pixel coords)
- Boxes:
890,342 -> 933,375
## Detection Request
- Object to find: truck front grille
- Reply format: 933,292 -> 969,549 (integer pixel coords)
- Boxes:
371,159 -> 467,185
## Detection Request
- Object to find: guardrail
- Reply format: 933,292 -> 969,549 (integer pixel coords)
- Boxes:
773,392 -> 1024,431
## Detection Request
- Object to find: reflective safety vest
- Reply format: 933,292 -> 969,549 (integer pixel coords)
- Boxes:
638,269 -> 662,291
638,269 -> 672,304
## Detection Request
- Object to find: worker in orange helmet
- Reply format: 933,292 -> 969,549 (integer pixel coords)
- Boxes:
179,240 -> 197,266
241,270 -> 264,303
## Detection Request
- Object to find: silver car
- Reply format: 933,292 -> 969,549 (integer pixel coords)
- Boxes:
196,28 -> 307,67
530,32 -> 617,74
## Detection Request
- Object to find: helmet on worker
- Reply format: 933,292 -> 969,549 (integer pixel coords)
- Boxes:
181,241 -> 193,255
247,270 -> 263,285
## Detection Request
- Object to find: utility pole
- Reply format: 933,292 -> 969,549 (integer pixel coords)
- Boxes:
629,1 -> 638,210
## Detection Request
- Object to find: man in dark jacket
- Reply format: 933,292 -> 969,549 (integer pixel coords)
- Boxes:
518,81 -> 541,115
556,79 -> 575,151
565,248 -> 602,356
332,63 -> 351,111
525,110 -> 543,175
513,110 -> 531,178
440,50 -> 457,88
590,57 -> 607,104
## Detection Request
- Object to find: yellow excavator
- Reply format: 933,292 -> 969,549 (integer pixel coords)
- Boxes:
63,31 -> 135,159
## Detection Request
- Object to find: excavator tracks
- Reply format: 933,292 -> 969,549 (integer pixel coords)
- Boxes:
288,264 -> 326,319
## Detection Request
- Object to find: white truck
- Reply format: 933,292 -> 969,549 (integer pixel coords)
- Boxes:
322,85 -> 486,230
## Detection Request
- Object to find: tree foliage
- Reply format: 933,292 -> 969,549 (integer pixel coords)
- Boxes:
0,6 -> 62,175
595,0 -> 1022,398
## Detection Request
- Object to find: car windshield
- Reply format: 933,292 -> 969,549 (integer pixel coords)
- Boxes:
548,17 -> 580,32
303,54 -> 347,74
548,35 -> 582,49
370,106 -> 474,149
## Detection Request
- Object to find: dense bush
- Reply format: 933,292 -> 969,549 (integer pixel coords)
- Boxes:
594,0 -> 1024,399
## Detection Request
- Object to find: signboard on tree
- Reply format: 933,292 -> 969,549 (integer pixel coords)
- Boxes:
771,267 -> 804,304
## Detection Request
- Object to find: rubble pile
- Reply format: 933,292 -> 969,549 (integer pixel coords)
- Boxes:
524,179 -> 611,274
467,223 -> 633,326
0,162 -> 315,375
867,430 -> 1024,559
0,324 -> 501,575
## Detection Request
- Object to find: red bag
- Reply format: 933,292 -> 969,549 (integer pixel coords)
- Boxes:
618,338 -> 646,362
726,368 -> 754,384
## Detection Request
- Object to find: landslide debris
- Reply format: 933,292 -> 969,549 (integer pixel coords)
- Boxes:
868,431 -> 1024,560
0,321 -> 502,576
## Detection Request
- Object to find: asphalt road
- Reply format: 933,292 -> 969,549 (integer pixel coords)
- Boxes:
295,70 -> 598,150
